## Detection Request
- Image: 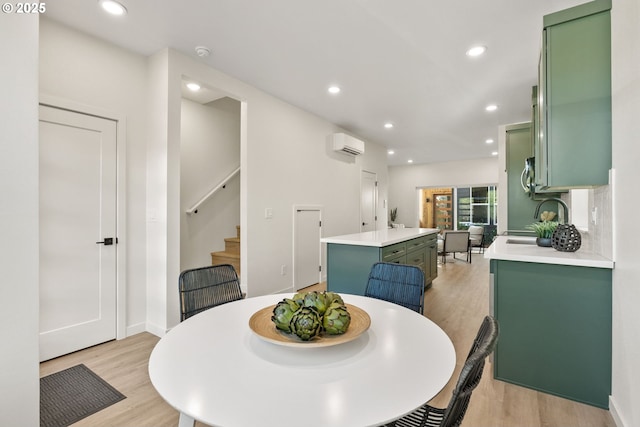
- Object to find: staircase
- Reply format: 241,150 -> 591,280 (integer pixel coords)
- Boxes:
211,226 -> 240,276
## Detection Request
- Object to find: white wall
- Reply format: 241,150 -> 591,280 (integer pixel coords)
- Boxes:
39,19 -> 149,335
144,49 -> 389,333
38,22 -> 389,334
0,14 -> 40,426
388,158 -> 499,227
610,0 -> 640,425
180,97 -> 241,270
146,48 -> 178,334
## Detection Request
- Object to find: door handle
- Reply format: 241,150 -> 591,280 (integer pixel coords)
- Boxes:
96,237 -> 115,245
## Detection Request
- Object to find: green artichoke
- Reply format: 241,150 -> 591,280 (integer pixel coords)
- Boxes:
271,298 -> 300,332
322,302 -> 351,335
323,291 -> 344,306
291,291 -> 308,305
302,291 -> 328,315
289,307 -> 322,341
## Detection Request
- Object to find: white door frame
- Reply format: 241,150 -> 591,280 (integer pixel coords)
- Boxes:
360,170 -> 378,231
292,205 -> 323,290
40,94 -> 127,340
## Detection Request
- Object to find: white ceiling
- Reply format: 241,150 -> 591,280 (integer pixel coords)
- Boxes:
43,0 -> 586,166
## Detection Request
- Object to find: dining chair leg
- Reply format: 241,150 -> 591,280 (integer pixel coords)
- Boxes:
178,413 -> 196,427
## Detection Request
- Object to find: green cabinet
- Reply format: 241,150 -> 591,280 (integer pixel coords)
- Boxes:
405,234 -> 438,284
536,0 -> 612,190
506,121 -> 564,227
381,241 -> 407,263
327,233 -> 438,296
405,236 -> 426,270
505,123 -> 540,230
426,234 -> 438,283
491,259 -> 612,408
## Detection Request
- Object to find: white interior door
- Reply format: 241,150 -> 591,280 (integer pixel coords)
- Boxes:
294,208 -> 322,291
361,170 -> 377,232
39,105 -> 117,361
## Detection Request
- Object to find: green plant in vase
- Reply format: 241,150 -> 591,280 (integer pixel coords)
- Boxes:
389,207 -> 398,227
525,220 -> 558,247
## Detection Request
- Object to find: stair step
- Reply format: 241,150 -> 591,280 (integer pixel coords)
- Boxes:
211,250 -> 240,260
224,237 -> 240,255
211,251 -> 240,276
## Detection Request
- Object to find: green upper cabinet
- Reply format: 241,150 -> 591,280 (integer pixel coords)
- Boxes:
536,0 -> 611,190
506,123 -> 540,230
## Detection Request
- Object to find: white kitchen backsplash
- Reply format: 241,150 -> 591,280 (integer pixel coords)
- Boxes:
590,184 -> 613,259
563,184 -> 612,259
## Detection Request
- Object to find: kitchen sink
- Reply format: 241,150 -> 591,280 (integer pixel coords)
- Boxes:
506,238 -> 537,245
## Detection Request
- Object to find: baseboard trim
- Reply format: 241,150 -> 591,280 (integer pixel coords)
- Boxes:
145,322 -> 168,338
609,395 -> 628,427
125,322 -> 146,337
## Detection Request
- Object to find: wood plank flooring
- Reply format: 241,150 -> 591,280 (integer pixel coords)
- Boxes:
40,253 -> 615,427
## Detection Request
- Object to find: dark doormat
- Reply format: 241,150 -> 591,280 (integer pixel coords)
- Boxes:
40,364 -> 126,427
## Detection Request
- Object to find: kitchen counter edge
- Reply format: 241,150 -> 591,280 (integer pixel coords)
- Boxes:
485,236 -> 614,269
321,228 -> 439,247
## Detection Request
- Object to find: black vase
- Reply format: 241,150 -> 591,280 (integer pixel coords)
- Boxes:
551,224 -> 582,252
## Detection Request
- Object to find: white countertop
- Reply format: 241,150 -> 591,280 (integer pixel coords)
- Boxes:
485,236 -> 614,269
321,228 -> 439,247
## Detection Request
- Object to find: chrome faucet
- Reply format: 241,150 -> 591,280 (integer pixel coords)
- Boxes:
534,198 -> 569,223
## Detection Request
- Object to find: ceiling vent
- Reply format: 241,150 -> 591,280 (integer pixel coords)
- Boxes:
332,133 -> 365,156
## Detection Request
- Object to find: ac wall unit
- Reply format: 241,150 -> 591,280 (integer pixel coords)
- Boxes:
332,133 -> 365,156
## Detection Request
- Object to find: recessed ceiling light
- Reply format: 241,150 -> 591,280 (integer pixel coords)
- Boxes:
186,82 -> 201,91
466,45 -> 487,57
328,86 -> 341,95
485,104 -> 498,112
485,138 -> 494,144
491,151 -> 498,156
99,0 -> 127,16
388,150 -> 395,155
195,46 -> 211,57
407,159 -> 414,164
384,123 -> 394,129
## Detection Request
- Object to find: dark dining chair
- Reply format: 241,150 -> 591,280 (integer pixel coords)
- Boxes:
178,264 -> 243,321
364,262 -> 425,314
384,315 -> 499,427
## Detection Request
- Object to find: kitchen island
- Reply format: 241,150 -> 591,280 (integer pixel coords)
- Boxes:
485,236 -> 614,408
321,228 -> 439,295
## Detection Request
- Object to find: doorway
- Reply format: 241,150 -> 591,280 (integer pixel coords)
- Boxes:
39,105 -> 118,361
360,170 -> 377,232
420,187 -> 453,230
293,206 -> 322,290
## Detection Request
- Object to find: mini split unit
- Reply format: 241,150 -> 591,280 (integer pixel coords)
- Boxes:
332,133 -> 365,156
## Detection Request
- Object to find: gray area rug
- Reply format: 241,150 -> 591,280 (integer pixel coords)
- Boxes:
40,364 -> 126,427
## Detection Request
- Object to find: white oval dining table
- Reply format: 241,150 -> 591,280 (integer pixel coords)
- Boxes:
149,293 -> 456,427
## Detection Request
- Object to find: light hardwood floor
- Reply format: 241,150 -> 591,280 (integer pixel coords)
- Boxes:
40,253 -> 615,427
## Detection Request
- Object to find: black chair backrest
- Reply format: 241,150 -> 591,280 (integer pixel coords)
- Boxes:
364,262 -> 425,314
440,315 -> 500,427
178,264 -> 243,321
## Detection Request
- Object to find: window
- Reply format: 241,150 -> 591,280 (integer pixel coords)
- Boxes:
456,186 -> 498,241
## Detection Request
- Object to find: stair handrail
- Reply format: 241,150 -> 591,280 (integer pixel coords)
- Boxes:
186,166 -> 240,215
